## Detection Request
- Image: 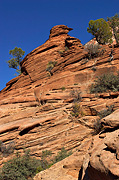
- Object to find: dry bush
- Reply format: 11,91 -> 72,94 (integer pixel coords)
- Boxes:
84,42 -> 105,59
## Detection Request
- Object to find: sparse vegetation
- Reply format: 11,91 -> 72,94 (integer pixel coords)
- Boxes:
71,103 -> 81,117
36,150 -> 52,173
0,150 -> 41,180
0,148 -> 72,180
0,141 -> 15,157
93,105 -> 114,134
65,46 -> 69,51
70,89 -> 84,117
70,89 -> 82,102
46,61 -> 57,75
37,148 -> 72,173
98,105 -> 114,119
58,46 -> 69,56
71,102 -> 84,117
107,13 -> 119,44
90,73 -> 119,93
41,150 -> 52,158
58,49 -> 65,55
61,86 -> 66,91
84,42 -> 105,59
52,147 -> 72,164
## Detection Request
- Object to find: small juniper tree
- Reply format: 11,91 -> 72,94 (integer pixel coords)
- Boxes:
7,47 -> 25,75
87,18 -> 112,44
107,13 -> 119,44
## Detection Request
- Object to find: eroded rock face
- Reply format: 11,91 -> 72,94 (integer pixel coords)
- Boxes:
49,25 -> 73,38
0,25 -> 119,179
87,110 -> 119,180
34,152 -> 83,180
34,110 -> 119,180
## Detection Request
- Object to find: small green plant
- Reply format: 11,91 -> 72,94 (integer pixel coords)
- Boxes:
90,73 -> 119,93
46,61 -> 57,75
47,71 -> 51,77
65,46 -> 69,51
70,90 -> 84,117
58,49 -> 65,55
58,46 -> 69,56
37,158 -> 49,172
61,86 -> 65,91
41,150 -> 52,158
36,150 -> 52,174
71,103 -> 81,117
36,148 -> 72,173
53,147 -> 72,164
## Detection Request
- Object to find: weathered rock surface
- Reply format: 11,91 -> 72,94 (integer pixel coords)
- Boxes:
0,25 -> 119,179
87,109 -> 119,180
34,110 -> 119,180
34,153 -> 82,180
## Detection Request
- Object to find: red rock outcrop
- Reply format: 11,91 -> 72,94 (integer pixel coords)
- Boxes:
0,25 -> 119,179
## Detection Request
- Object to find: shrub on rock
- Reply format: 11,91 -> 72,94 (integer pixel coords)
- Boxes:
90,73 -> 119,93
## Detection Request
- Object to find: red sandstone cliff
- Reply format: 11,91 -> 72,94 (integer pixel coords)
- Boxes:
0,25 -> 119,180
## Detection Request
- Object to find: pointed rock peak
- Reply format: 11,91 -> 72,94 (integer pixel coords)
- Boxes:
49,25 -> 73,38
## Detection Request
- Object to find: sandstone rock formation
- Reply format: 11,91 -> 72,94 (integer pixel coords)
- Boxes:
0,25 -> 119,179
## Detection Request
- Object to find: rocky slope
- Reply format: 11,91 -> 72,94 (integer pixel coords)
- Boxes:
0,25 -> 119,179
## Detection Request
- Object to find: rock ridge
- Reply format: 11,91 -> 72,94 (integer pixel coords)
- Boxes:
0,25 -> 119,180
49,25 -> 73,38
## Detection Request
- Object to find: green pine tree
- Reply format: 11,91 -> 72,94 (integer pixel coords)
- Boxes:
7,47 -> 25,75
107,13 -> 119,44
87,18 -> 112,44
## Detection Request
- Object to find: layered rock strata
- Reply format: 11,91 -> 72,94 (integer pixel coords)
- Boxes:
0,25 -> 119,179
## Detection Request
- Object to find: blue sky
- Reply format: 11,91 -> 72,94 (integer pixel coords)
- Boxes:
0,0 -> 119,91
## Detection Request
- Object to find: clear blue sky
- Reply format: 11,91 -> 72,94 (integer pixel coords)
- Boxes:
0,0 -> 119,91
